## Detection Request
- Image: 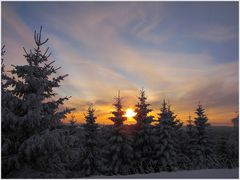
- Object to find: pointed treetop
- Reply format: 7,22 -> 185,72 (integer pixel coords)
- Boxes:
161,99 -> 168,114
113,90 -> 123,109
187,113 -> 192,125
194,103 -> 209,130
87,103 -> 94,114
109,91 -> 126,127
85,104 -> 97,126
118,90 -> 120,99
158,99 -> 182,129
2,27 -> 73,135
34,26 -> 49,47
163,99 -> 167,105
139,88 -> 143,97
158,99 -> 168,122
134,88 -> 153,126
195,103 -> 207,118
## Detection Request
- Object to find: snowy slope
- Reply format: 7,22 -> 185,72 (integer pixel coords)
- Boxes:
89,168 -> 239,179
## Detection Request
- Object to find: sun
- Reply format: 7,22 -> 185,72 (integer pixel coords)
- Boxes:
125,108 -> 137,119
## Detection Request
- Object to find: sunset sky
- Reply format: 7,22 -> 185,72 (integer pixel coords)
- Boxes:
2,2 -> 238,126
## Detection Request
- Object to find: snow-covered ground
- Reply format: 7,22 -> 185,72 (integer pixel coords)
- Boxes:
90,169 -> 239,179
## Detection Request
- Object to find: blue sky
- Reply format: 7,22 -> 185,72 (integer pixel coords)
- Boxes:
2,2 -> 238,125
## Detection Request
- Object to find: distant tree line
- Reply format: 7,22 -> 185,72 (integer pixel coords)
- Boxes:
2,28 -> 238,178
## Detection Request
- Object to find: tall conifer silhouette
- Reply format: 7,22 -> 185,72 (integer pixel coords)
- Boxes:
105,91 -> 133,175
133,89 -> 155,174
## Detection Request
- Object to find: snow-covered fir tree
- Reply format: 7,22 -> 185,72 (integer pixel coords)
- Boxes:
134,89 -> 153,127
153,100 -> 179,172
77,104 -> 100,176
10,27 -> 73,137
2,27 -> 73,177
132,89 -> 155,174
109,91 -> 126,127
190,104 -> 216,169
104,91 -> 134,175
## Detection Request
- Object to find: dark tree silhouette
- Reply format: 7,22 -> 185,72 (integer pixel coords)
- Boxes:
133,89 -> 155,174
153,100 -> 179,172
104,91 -> 133,175
134,89 -> 153,127
80,104 -> 100,176
109,91 -> 127,128
7,27 -> 73,137
190,104 -> 216,169
2,27 -> 73,177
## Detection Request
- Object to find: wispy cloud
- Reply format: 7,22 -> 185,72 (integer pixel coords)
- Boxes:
2,2 -> 238,125
2,3 -> 34,68
187,24 -> 238,43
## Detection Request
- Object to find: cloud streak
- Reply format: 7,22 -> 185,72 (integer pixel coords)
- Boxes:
2,2 -> 238,125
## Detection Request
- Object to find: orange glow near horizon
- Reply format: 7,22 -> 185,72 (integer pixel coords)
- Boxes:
63,107 -> 235,127
62,98 -> 236,127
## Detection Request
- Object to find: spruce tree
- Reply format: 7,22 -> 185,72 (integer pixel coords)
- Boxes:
79,104 -> 99,176
153,100 -> 178,172
133,89 -> 155,174
105,91 -> 133,175
7,27 -> 72,139
109,91 -> 126,127
191,104 -> 216,169
2,27 -> 73,177
134,89 -> 153,127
